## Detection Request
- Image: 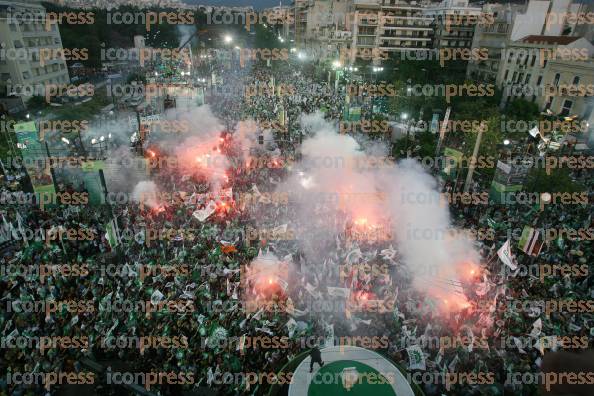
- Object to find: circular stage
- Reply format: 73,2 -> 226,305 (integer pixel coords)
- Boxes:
288,346 -> 416,396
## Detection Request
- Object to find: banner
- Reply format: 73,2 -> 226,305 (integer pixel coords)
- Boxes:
14,122 -> 56,197
489,160 -> 531,204
196,87 -> 205,106
81,160 -> 105,205
406,345 -> 426,370
348,106 -> 361,121
442,147 -> 464,179
430,113 -> 439,134
105,219 -> 121,249
497,239 -> 517,270
518,226 -> 543,257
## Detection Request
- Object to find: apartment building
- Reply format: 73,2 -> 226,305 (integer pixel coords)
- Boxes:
466,3 -> 517,82
423,0 -> 482,50
496,35 -> 594,117
0,0 -> 70,111
467,0 -> 590,82
292,0 -> 351,62
348,0 -> 433,64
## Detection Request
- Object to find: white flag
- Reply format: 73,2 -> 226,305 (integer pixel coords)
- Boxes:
406,345 -> 426,370
528,127 -> 540,138
497,239 -> 517,270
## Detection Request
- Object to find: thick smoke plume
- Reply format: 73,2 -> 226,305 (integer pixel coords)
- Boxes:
274,112 -> 479,309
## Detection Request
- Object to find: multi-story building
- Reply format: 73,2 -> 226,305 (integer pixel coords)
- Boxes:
467,0 -> 591,82
0,0 -> 70,111
348,0 -> 433,64
293,0 -> 351,61
466,3 -> 517,82
423,0 -> 482,50
543,57 -> 594,125
496,35 -> 594,116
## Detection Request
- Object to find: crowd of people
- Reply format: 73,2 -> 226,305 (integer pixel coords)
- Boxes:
0,56 -> 592,396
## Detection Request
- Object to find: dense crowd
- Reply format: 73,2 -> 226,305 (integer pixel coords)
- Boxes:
0,57 -> 592,396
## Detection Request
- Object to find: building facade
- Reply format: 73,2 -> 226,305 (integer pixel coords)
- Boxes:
496,35 -> 594,116
423,0 -> 482,50
348,0 -> 433,64
0,0 -> 70,110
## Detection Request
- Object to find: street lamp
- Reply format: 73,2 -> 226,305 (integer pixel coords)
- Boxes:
332,60 -> 342,68
297,52 -> 305,60
503,139 -> 511,146
224,35 -> 233,44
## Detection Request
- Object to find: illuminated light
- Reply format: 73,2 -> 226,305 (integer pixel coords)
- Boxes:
354,218 -> 368,226
470,269 -> 475,275
268,278 -> 273,285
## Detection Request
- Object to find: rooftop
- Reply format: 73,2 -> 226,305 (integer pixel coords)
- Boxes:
519,35 -> 580,45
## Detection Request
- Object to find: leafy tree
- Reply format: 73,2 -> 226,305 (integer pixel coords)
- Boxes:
505,99 -> 540,120
524,167 -> 585,193
26,96 -> 46,111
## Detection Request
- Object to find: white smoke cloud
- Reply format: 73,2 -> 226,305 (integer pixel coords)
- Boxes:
275,112 -> 479,309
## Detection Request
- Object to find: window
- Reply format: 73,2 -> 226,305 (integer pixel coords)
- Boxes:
530,55 -> 536,67
22,71 -> 30,79
507,51 -> 513,63
512,71 -> 518,82
560,100 -> 573,116
525,74 -> 531,84
517,72 -> 524,83
537,76 -> 542,85
553,73 -> 560,86
572,76 -> 580,85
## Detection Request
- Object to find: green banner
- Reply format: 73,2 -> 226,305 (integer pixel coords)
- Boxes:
14,122 -> 56,198
348,106 -> 361,121
489,160 -> 530,204
81,160 -> 105,205
441,147 -> 464,179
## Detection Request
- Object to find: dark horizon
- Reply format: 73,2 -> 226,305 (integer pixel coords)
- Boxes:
183,0 -> 285,10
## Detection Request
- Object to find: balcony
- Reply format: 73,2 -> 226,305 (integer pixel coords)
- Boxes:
380,35 -> 431,41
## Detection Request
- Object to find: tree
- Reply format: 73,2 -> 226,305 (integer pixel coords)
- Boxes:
505,99 -> 540,120
26,96 -> 46,111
